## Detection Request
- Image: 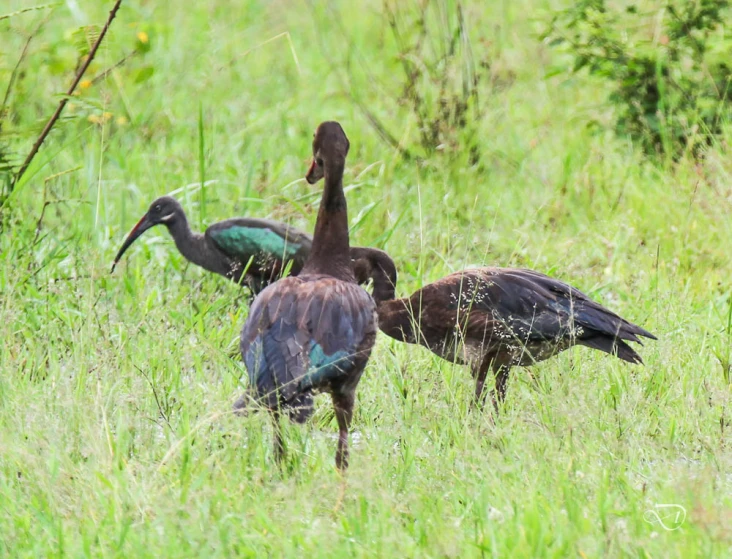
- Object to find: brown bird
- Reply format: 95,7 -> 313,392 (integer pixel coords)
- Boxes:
352,249 -> 656,411
235,122 -> 377,471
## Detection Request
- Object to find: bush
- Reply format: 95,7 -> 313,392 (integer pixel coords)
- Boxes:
342,1 -> 492,165
544,0 -> 732,158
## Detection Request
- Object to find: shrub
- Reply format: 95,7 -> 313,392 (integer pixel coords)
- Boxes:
342,0 -> 493,164
544,0 -> 732,158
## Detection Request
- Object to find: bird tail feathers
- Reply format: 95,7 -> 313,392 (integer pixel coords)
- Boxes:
581,336 -> 644,364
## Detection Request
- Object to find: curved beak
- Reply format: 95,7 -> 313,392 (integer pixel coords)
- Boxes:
305,158 -> 324,184
110,213 -> 155,273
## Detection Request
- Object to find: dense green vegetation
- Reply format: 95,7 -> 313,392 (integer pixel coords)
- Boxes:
1,0 -> 731,556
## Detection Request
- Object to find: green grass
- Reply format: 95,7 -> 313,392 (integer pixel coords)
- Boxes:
1,0 -> 732,556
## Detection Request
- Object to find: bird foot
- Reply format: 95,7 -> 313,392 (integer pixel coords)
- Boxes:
232,391 -> 256,417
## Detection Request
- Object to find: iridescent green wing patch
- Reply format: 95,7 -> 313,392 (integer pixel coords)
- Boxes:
298,344 -> 353,391
211,226 -> 302,260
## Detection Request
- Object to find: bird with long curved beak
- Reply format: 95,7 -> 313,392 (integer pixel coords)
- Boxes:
110,196 -> 312,295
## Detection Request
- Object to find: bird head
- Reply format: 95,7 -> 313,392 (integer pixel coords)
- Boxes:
350,247 -> 398,304
111,196 -> 183,272
305,121 -> 350,184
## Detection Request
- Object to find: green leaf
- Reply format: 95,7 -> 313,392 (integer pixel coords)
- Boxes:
69,25 -> 100,57
134,66 -> 155,83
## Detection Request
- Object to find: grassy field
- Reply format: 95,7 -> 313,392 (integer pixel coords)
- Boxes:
1,0 -> 732,556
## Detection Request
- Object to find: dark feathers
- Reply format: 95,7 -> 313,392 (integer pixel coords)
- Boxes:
240,274 -> 377,422
207,218 -> 312,274
407,267 -> 655,364
376,266 -> 656,408
205,218 -> 312,292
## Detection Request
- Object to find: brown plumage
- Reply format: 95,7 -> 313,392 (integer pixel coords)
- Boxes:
353,249 -> 656,411
235,122 -> 377,470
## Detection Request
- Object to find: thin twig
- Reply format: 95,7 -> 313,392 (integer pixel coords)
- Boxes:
353,98 -> 415,160
0,3 -> 59,22
31,167 -> 82,246
1,10 -> 54,124
240,31 -> 301,74
32,203 -> 48,249
135,365 -> 174,433
90,49 -> 138,85
305,0 -> 415,160
11,0 -> 123,190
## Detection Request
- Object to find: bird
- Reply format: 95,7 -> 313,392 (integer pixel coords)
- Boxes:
110,196 -> 311,295
235,121 -> 377,471
111,196 -> 380,297
351,246 -> 399,305
352,250 -> 656,411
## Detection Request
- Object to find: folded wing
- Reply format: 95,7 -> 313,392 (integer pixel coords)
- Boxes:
419,267 -> 655,363
240,275 -> 376,420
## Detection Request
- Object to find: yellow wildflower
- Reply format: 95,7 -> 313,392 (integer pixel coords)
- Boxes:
87,112 -> 113,125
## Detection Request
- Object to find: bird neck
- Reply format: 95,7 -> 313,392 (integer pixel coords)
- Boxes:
377,298 -> 416,343
167,213 -> 208,268
372,276 -> 396,306
302,159 -> 354,281
350,247 -> 397,304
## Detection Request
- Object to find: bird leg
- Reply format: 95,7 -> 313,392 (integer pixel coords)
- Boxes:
472,358 -> 511,416
472,352 -> 505,411
491,365 -> 510,413
472,359 -> 491,411
332,393 -> 354,472
271,411 -> 286,465
233,389 -> 256,416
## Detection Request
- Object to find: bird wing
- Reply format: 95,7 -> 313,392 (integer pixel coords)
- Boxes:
240,275 -> 376,409
206,218 -> 312,267
428,268 -> 655,344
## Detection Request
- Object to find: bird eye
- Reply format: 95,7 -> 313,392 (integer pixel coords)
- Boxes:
154,204 -> 161,212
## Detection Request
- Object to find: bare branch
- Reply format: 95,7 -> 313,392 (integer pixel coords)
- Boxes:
11,0 -> 124,190
0,3 -> 59,22
90,49 -> 138,86
1,10 -> 54,126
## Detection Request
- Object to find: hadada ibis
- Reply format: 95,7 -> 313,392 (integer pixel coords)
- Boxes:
235,122 -> 377,471
353,248 -> 656,412
111,196 -> 382,297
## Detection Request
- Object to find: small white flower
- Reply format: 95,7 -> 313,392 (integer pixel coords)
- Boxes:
487,507 -> 504,521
